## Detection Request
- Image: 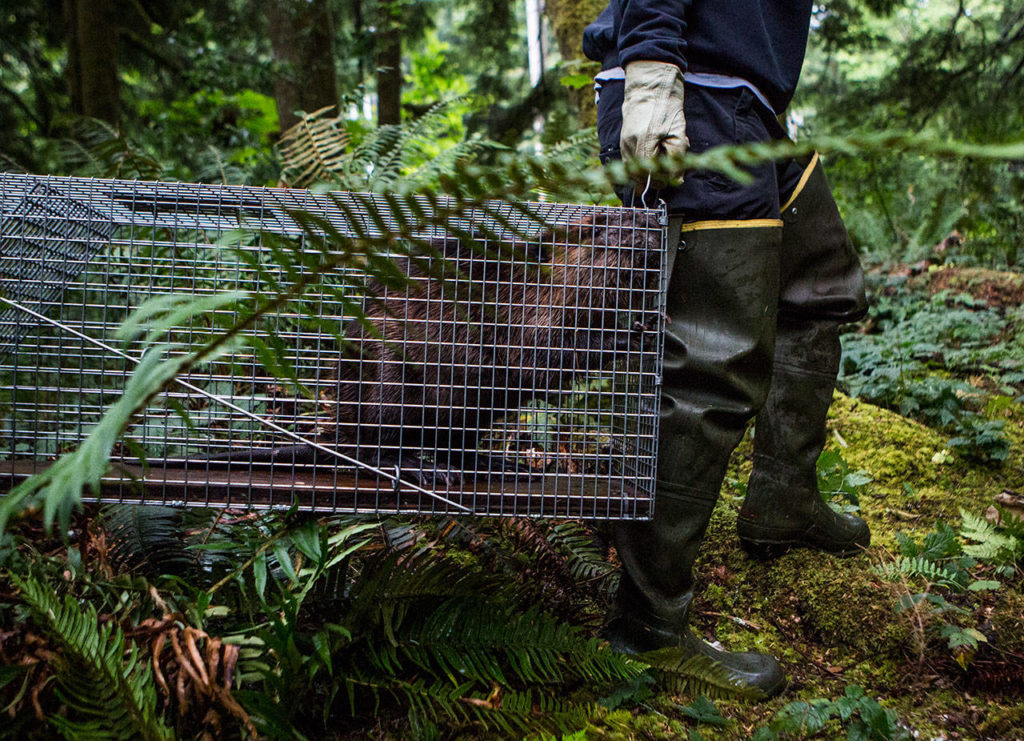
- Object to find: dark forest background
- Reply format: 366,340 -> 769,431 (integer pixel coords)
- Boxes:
2,2 -> 1024,739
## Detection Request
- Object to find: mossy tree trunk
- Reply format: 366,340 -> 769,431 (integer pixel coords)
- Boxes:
268,0 -> 339,132
543,0 -> 605,128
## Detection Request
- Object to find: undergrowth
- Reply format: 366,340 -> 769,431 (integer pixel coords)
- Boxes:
840,272 -> 1024,462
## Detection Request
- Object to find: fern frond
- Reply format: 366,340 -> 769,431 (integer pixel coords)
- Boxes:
874,556 -> 960,587
402,134 -> 503,189
346,549 -> 510,642
639,647 -> 768,701
960,508 -> 1019,563
370,598 -> 643,688
277,105 -> 352,188
276,99 -> 476,192
348,673 -> 591,740
548,521 -> 617,587
12,575 -> 172,741
103,504 -> 197,577
59,117 -> 165,180
368,98 -> 464,190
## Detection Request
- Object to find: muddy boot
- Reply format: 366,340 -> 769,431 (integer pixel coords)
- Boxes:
738,158 -> 870,559
607,489 -> 787,697
605,224 -> 786,698
737,320 -> 870,558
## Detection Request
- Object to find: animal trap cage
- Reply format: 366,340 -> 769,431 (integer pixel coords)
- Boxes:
0,173 -> 666,519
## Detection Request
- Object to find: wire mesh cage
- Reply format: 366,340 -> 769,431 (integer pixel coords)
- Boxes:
0,173 -> 666,519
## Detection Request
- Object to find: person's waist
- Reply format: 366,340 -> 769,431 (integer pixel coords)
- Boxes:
594,66 -> 776,116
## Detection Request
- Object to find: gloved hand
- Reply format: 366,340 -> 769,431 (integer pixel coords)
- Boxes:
620,61 -> 688,182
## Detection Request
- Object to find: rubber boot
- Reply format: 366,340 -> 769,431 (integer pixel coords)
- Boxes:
737,320 -> 871,557
737,157 -> 870,558
605,225 -> 786,698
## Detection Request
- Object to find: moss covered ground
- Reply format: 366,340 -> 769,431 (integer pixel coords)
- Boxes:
575,266 -> 1024,740
573,392 -> 1022,739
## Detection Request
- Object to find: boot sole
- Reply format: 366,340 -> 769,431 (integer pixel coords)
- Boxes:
739,536 -> 867,560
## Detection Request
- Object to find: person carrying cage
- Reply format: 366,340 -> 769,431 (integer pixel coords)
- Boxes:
583,1 -> 871,696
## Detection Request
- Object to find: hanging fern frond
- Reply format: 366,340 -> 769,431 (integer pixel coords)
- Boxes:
12,574 -> 172,741
276,105 -> 352,188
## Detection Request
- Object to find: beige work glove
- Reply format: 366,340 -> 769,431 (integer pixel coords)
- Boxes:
620,60 -> 688,182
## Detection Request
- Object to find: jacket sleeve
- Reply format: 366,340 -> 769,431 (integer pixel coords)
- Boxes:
582,4 -> 617,65
618,0 -> 692,69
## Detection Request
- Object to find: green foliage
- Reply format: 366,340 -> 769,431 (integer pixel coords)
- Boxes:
817,449 -> 873,512
640,649 -> 768,701
278,99 -> 500,192
753,685 -> 909,741
677,695 -> 732,727
800,1 -> 1024,267
875,511 -> 1022,666
11,574 -> 172,741
841,281 -> 1019,461
960,508 -> 1020,565
3,4 -> 1024,737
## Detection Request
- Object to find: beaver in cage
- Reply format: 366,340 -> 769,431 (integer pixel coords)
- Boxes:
240,211 -> 663,486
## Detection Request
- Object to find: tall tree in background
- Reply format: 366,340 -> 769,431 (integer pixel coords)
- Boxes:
544,0 -> 603,127
375,0 -> 404,125
268,0 -> 339,131
63,0 -> 121,125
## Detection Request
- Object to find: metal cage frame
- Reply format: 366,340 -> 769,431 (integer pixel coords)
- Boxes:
0,173 -> 667,519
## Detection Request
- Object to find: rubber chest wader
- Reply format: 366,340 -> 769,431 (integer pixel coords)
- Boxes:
739,157 -> 870,556
607,158 -> 867,697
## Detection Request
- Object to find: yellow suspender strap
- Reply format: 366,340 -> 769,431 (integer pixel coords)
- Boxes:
680,219 -> 784,232
779,151 -> 820,213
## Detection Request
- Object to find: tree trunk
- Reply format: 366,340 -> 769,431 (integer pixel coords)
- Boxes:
543,0 -> 605,127
269,0 -> 339,132
63,0 -> 121,126
375,0 -> 403,126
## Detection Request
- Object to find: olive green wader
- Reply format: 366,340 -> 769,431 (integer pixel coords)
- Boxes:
606,157 -> 869,696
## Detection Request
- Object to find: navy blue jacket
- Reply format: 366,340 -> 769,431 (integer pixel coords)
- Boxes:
583,0 -> 813,114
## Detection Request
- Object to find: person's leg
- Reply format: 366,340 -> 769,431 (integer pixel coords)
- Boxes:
597,82 -> 786,695
738,154 -> 871,556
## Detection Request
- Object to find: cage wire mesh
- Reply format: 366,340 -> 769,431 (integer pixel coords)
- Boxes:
0,173 -> 666,519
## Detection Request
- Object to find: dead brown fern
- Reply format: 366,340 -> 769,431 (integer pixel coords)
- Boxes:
128,616 -> 257,739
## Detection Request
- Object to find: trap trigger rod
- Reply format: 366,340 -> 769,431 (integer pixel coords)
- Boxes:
0,296 -> 472,512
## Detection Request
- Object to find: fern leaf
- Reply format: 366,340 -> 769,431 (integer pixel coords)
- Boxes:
12,575 -> 172,741
379,599 -> 642,688
549,521 -> 617,587
103,504 -> 198,577
639,647 -> 769,701
277,105 -> 352,188
349,673 -> 590,740
960,508 -> 1018,562
874,555 -> 961,587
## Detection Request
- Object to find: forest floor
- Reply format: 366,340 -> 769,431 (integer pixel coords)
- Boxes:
2,264 -> 1021,741
583,264 -> 1024,740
